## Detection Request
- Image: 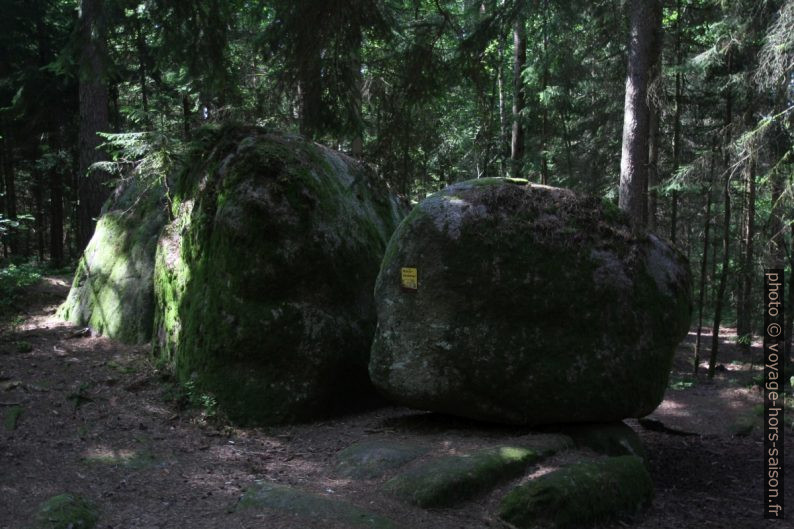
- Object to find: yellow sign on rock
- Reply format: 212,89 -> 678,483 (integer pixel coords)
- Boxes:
401,267 -> 418,291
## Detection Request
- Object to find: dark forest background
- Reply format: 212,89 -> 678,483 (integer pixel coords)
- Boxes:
0,0 -> 792,359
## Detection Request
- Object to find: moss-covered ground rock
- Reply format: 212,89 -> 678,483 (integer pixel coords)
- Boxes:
562,422 -> 648,462
383,446 -> 542,507
153,125 -> 405,425
498,455 -> 653,528
237,481 -> 399,528
335,440 -> 427,479
59,177 -> 168,343
34,493 -> 98,529
370,178 -> 691,425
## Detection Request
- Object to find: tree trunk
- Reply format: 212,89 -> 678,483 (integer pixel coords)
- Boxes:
77,0 -> 110,251
618,0 -> 662,231
497,33 -> 507,177
647,106 -> 660,231
1,125 -> 19,255
670,0 -> 683,244
539,0 -> 549,186
510,18 -> 526,178
49,161 -> 64,268
736,153 -> 756,342
350,25 -> 364,158
33,165 -> 45,262
694,145 -> 716,374
708,51 -> 733,379
135,18 -> 151,130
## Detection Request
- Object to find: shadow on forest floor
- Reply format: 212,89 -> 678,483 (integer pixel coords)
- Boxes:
0,277 -> 790,529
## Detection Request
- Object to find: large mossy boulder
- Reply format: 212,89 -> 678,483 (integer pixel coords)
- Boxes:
369,178 -> 691,425
59,177 -> 168,343
154,125 -> 405,425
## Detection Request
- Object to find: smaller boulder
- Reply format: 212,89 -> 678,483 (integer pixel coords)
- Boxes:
499,455 -> 652,528
335,441 -> 427,479
34,493 -> 98,529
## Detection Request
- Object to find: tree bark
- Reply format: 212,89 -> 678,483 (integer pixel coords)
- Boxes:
647,105 -> 660,231
694,145 -> 717,374
33,165 -> 45,262
510,18 -> 526,178
497,33 -> 507,177
77,0 -> 110,251
49,161 -> 64,268
736,152 -> 756,342
618,0 -> 662,231
708,50 -> 733,379
670,0 -> 683,244
1,124 -> 18,255
540,0 -> 549,185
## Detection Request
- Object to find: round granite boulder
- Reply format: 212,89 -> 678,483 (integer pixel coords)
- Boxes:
369,177 -> 691,425
153,125 -> 405,425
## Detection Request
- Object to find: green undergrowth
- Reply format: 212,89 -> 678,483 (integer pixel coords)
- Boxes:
0,262 -> 42,318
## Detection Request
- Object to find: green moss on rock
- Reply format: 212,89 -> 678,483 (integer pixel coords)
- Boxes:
498,455 -> 653,528
383,446 -> 541,507
153,125 -> 405,425
335,441 -> 428,479
34,493 -> 98,529
59,177 -> 168,344
237,481 -> 399,528
563,422 -> 648,463
370,178 -> 692,425
4,405 -> 22,430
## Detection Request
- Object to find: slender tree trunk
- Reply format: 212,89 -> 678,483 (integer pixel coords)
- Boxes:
540,0 -> 549,185
737,153 -> 756,342
497,34 -> 507,177
510,18 -> 526,178
694,145 -> 716,374
50,161 -> 64,268
33,165 -> 45,262
708,170 -> 731,378
647,104 -> 660,231
670,0 -> 683,244
350,26 -> 364,158
0,141 -> 4,257
708,51 -> 733,379
1,125 -> 18,255
618,0 -> 662,231
77,0 -> 110,251
135,19 -> 151,130
560,105 -> 575,182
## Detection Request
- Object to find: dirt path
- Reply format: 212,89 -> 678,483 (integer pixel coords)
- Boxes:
0,278 -> 790,528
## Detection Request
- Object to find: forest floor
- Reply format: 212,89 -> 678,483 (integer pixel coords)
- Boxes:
0,276 -> 791,529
